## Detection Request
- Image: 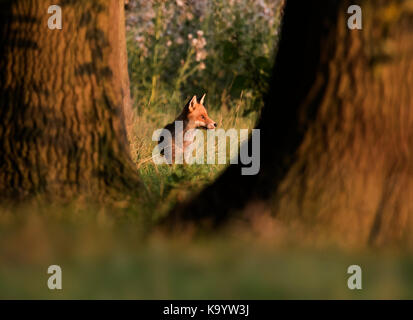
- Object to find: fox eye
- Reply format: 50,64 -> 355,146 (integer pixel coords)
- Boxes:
201,115 -> 206,120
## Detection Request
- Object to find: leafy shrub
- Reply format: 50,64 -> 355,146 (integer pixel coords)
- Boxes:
126,0 -> 282,115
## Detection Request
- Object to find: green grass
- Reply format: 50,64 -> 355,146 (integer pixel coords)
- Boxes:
129,102 -> 258,221
2,238 -> 413,299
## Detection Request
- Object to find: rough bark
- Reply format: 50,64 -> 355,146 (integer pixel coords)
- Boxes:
0,0 -> 140,202
167,0 -> 413,247
115,0 -> 134,132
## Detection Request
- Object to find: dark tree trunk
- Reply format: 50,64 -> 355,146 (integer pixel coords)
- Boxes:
0,0 -> 140,202
167,0 -> 413,247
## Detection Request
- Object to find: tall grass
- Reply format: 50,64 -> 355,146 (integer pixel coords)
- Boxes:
125,0 -> 282,220
129,99 -> 258,221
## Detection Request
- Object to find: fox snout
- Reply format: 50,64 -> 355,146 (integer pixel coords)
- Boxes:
207,121 -> 217,129
194,117 -> 216,129
194,113 -> 216,129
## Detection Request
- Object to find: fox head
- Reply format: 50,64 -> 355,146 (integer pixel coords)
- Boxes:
184,94 -> 217,129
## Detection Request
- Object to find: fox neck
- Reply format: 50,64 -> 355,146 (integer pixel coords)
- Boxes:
176,113 -> 196,131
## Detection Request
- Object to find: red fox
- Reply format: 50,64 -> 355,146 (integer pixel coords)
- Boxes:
159,94 -> 216,163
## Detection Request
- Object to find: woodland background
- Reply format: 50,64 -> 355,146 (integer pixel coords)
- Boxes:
1,0 -> 413,299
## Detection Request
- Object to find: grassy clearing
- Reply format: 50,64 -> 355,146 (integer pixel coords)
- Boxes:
129,101 -> 259,221
125,0 -> 276,223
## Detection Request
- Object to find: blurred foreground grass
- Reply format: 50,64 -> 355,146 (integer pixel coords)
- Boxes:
2,235 -> 413,299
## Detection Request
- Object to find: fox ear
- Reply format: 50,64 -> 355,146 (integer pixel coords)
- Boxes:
200,93 -> 206,105
188,95 -> 197,112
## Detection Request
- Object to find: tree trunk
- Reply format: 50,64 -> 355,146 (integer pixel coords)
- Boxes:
0,0 -> 140,202
116,0 -> 134,132
167,0 -> 413,247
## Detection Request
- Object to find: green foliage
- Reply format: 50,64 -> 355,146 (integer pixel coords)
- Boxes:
2,235 -> 413,299
126,0 -> 282,114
